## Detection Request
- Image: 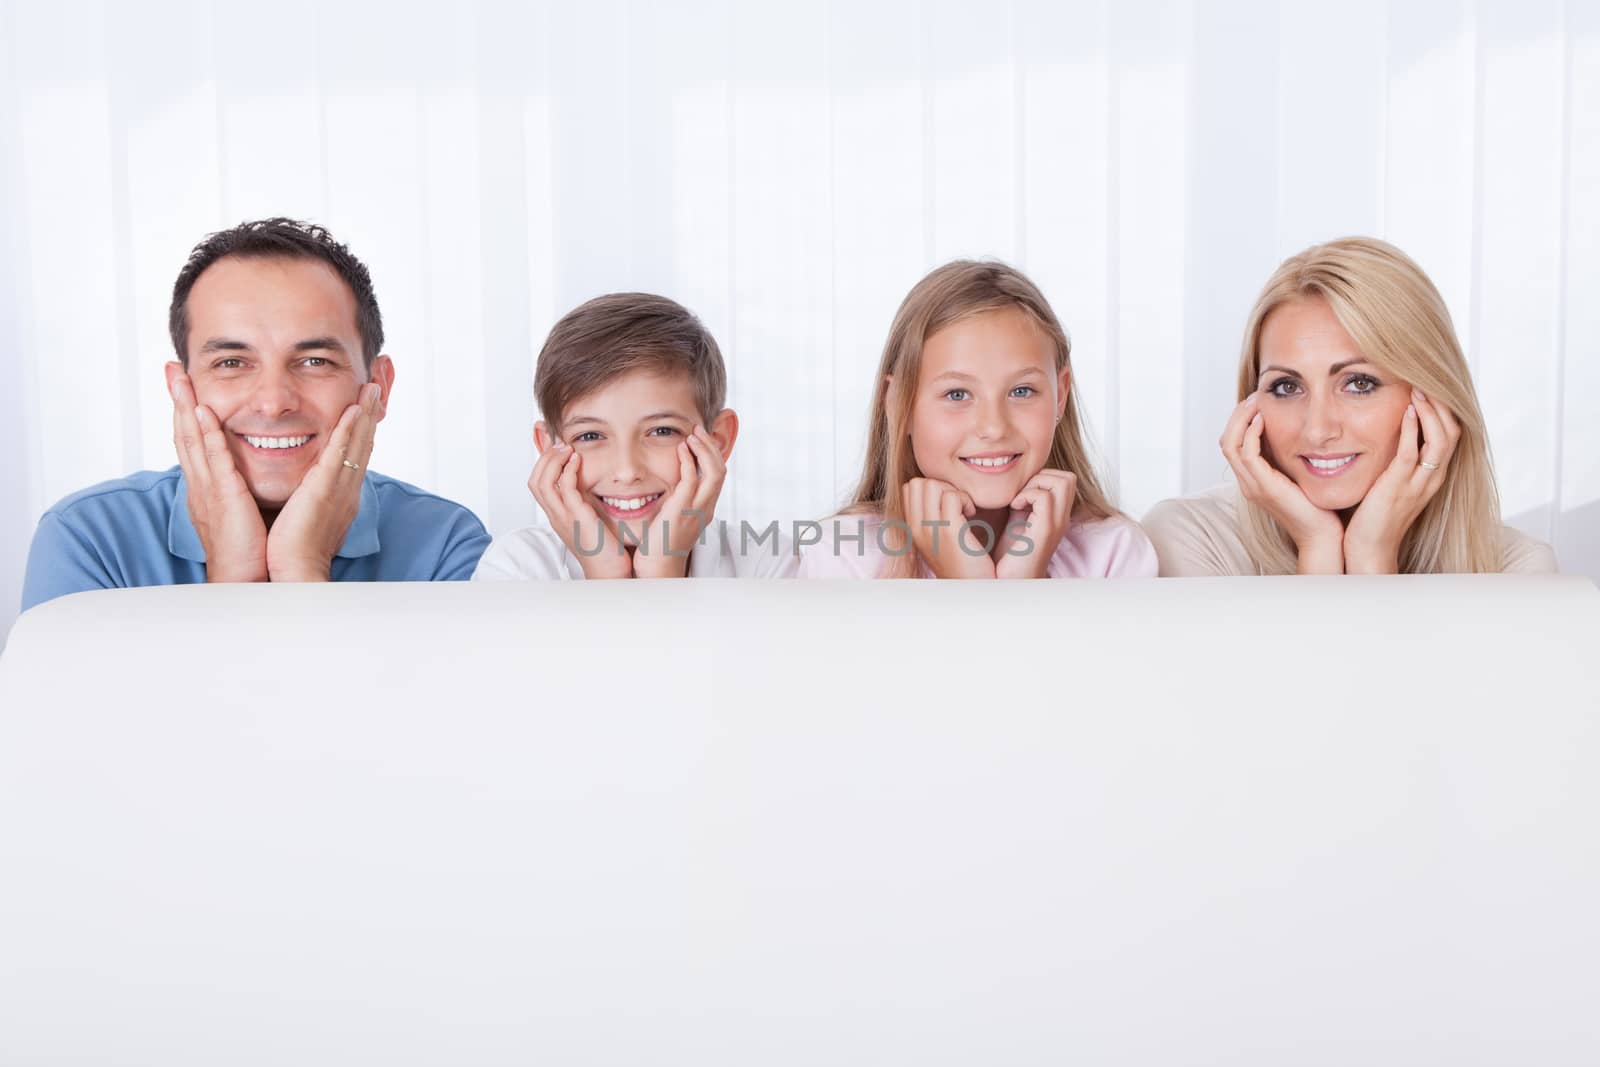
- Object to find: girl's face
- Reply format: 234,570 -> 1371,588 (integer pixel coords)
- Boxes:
1256,295 -> 1413,511
907,306 -> 1069,513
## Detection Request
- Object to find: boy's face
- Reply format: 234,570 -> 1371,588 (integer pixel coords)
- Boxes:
535,369 -> 735,543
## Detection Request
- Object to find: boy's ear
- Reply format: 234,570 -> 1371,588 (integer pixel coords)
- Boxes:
708,409 -> 739,462
533,420 -> 559,455
1056,365 -> 1071,421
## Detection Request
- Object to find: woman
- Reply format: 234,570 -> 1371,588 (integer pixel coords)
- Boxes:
1143,237 -> 1556,575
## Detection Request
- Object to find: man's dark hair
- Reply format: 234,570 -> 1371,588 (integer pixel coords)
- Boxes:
168,217 -> 384,369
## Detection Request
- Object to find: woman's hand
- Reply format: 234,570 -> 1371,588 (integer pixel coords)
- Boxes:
994,469 -> 1076,579
1343,390 -> 1461,574
1220,392 -> 1345,574
902,477 -> 994,579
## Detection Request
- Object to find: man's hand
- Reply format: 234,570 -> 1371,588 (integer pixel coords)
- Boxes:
994,468 -> 1076,579
903,477 -> 995,579
265,383 -> 380,582
634,426 -> 726,579
529,443 -> 632,579
1344,391 -> 1461,574
168,367 -> 268,583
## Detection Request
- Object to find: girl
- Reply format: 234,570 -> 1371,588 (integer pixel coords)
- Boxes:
798,260 -> 1156,579
1142,237 -> 1557,575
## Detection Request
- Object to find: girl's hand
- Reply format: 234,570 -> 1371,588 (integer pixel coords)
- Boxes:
994,468 -> 1076,579
529,445 -> 632,579
1343,390 -> 1461,574
635,426 -> 726,579
902,477 -> 994,579
1220,392 -> 1344,574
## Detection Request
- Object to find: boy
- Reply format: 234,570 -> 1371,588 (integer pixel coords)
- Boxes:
473,293 -> 793,580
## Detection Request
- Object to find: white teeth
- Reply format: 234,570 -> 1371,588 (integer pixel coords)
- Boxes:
1307,455 -> 1356,471
963,455 -> 1017,469
243,434 -> 311,450
602,493 -> 662,511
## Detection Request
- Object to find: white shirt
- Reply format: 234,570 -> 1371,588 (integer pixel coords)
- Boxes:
472,519 -> 798,581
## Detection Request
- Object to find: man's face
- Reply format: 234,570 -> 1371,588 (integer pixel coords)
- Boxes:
537,369 -> 732,546
172,255 -> 392,509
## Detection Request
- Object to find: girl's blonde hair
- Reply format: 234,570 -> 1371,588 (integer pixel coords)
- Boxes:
844,259 -> 1119,578
1236,237 -> 1503,574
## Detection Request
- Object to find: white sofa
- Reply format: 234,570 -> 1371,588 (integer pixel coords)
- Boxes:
2,576 -> 1598,1065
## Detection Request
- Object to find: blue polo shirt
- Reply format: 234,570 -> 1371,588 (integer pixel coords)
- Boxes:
21,466 -> 491,611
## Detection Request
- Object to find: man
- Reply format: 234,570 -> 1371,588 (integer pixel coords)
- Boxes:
21,218 -> 490,610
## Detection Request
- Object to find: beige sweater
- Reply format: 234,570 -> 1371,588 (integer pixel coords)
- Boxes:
1141,484 -> 1559,577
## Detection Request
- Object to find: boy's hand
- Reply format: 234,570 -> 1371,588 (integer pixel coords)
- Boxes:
267,383 -> 380,582
634,426 -> 726,579
995,468 -> 1076,579
168,368 -> 269,584
529,444 -> 632,579
902,477 -> 995,579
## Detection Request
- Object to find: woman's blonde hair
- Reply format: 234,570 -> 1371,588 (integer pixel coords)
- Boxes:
1236,237 -> 1503,573
844,259 -> 1119,578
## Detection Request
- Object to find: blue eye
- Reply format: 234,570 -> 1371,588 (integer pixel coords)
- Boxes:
943,389 -> 970,402
1010,385 -> 1037,399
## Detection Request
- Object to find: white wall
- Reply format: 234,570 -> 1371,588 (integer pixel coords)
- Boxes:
2,0 -> 1596,639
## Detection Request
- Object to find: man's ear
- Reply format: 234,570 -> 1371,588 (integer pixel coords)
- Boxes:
1056,365 -> 1071,422
163,360 -> 186,399
533,421 -> 559,456
708,408 -> 739,462
368,355 -> 396,421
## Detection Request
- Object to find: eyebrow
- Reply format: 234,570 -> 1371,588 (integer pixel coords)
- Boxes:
197,336 -> 348,355
199,338 -> 252,354
565,411 -> 693,427
1259,359 -> 1370,379
294,337 -> 347,354
928,367 -> 1047,383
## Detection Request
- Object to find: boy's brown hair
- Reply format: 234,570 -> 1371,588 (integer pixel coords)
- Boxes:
535,293 -> 727,430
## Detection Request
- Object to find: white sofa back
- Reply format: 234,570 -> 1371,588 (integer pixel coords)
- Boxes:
2,577 -> 1598,1064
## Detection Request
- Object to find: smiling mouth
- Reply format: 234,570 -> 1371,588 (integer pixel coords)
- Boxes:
960,453 -> 1021,473
240,433 -> 314,453
1301,453 -> 1358,477
599,492 -> 664,519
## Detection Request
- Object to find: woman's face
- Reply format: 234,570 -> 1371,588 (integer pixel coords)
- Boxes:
1255,295 -> 1413,512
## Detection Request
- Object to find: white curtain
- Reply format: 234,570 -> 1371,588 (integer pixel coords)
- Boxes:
3,0 -> 1596,639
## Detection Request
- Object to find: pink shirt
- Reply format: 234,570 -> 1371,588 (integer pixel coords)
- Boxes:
795,512 -> 1159,579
